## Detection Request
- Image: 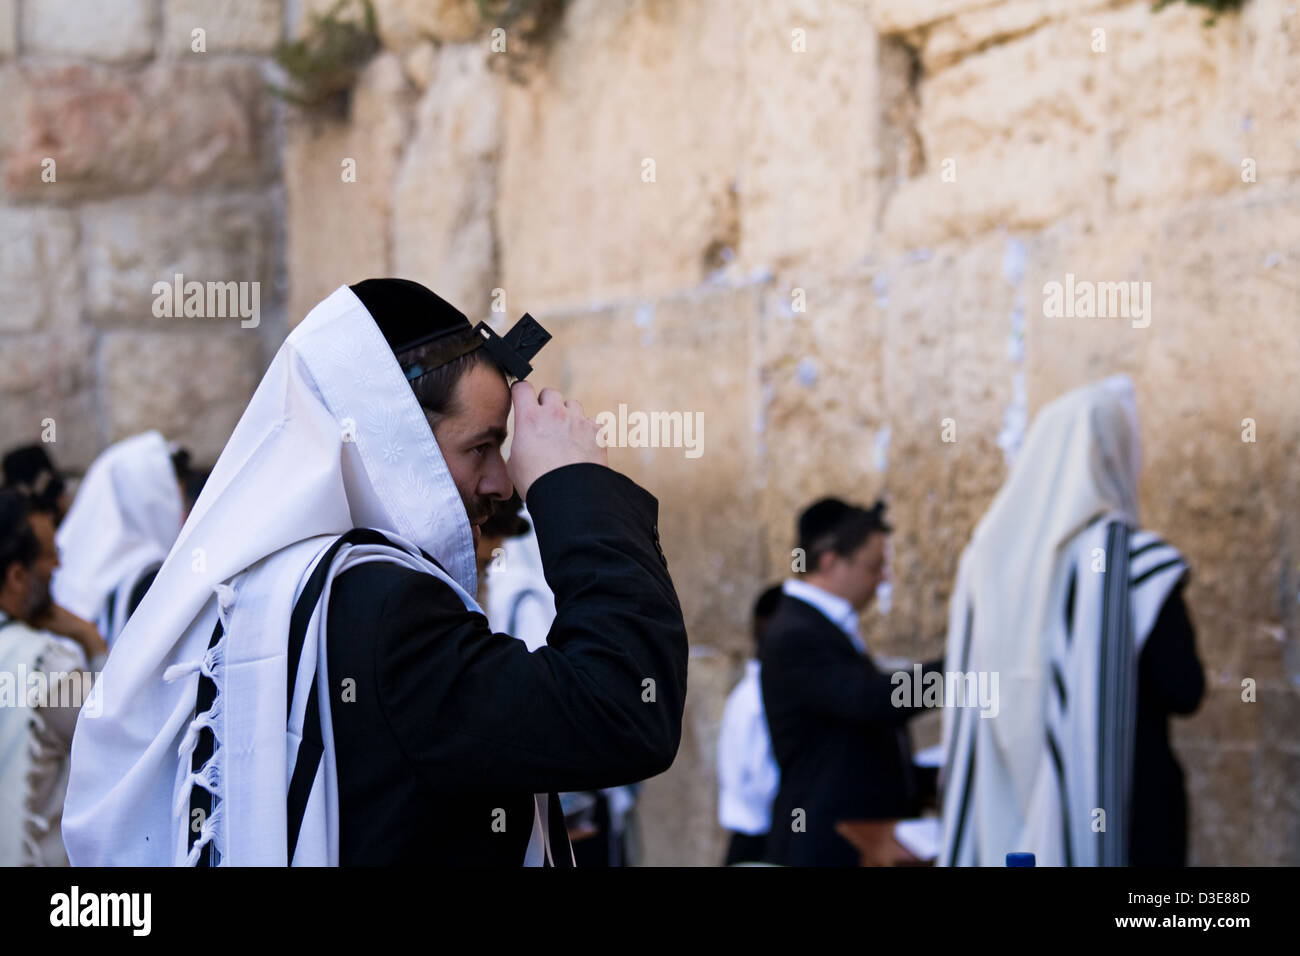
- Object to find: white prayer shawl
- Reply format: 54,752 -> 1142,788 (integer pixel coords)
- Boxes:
64,284 -> 552,866
716,660 -> 780,835
52,431 -> 183,645
938,376 -> 1187,867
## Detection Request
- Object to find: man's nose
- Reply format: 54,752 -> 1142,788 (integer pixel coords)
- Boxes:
481,450 -> 514,500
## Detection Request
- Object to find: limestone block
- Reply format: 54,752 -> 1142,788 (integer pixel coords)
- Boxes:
0,329 -> 101,471
21,0 -> 154,62
1104,2 -> 1249,212
735,0 -> 882,277
636,652 -> 741,867
392,45 -> 501,319
882,17 -> 1112,246
1235,0 -> 1300,183
1253,747 -> 1300,864
286,53 -> 412,323
869,0 -> 1003,35
100,331 -> 262,462
1,62 -> 273,202
1182,746 -> 1254,865
164,0 -> 284,54
82,194 -> 275,324
497,0 -> 747,311
0,206 -> 80,334
0,0 -> 15,59
528,283 -> 765,657
920,0 -> 1115,72
372,0 -> 480,49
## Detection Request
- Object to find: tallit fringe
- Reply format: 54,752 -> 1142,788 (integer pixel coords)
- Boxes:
166,592 -> 232,867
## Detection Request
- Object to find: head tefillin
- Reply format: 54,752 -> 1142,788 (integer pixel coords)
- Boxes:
350,277 -> 551,382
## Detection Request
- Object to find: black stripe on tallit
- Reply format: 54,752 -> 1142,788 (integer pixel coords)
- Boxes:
103,589 -> 118,643
1098,521 -> 1132,867
949,737 -> 977,865
1130,557 -> 1183,588
1098,523 -> 1117,866
189,619 -> 225,866
1064,568 -> 1077,647
1051,663 -> 1068,711
941,605 -> 975,787
1128,538 -> 1164,561
1113,528 -> 1135,867
1046,729 -> 1073,867
285,529 -> 397,716
943,603 -> 978,864
285,528 -> 402,863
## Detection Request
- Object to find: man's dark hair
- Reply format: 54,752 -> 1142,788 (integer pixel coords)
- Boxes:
2,444 -> 64,515
797,497 -> 891,574
397,335 -> 512,425
168,446 -> 211,512
0,489 -> 39,585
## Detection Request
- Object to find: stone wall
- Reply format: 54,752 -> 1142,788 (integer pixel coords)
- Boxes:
285,0 -> 1299,866
0,0 -> 287,471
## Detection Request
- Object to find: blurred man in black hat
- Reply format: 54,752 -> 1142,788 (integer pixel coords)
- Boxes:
761,497 -> 942,866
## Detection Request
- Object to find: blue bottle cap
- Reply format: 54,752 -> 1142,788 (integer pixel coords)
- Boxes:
1006,852 -> 1036,867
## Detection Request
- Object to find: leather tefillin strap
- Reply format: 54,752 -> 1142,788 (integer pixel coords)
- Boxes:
403,313 -> 551,384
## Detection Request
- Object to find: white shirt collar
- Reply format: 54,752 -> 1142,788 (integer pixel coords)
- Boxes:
782,578 -> 865,654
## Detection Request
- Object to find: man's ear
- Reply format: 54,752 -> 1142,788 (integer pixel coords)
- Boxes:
814,548 -> 838,576
0,561 -> 25,599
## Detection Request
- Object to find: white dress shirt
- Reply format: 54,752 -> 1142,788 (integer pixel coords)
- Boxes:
781,578 -> 866,654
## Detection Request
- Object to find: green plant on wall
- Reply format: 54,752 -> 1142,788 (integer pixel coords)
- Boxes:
1153,0 -> 1246,26
271,0 -> 381,117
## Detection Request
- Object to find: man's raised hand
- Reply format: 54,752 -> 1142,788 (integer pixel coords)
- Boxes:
507,381 -> 608,500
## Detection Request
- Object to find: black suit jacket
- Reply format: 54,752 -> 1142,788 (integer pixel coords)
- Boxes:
325,463 -> 688,865
760,591 -> 940,866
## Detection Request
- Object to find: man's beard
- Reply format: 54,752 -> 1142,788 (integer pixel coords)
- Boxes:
467,496 -> 496,527
24,575 -> 53,622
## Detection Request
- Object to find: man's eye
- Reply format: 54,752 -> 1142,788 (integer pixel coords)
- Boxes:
472,445 -> 489,457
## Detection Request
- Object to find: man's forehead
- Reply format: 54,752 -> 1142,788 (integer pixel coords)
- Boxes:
451,364 -> 511,432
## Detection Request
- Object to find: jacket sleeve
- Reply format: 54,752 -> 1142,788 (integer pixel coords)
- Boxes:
763,626 -> 941,728
368,463 -> 689,794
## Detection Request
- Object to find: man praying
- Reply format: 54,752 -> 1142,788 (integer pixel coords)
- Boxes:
63,278 -> 688,867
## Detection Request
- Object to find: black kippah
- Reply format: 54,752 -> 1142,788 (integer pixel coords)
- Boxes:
350,278 -> 475,354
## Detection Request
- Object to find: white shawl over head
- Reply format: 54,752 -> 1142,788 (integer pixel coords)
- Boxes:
63,284 -> 483,866
938,376 -> 1185,866
52,430 -> 183,643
